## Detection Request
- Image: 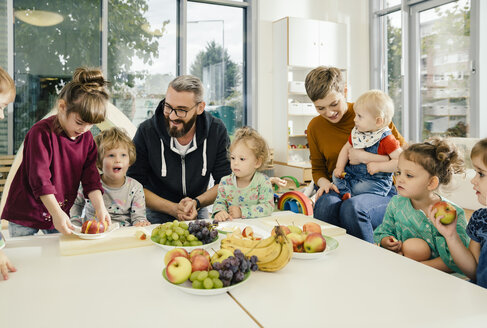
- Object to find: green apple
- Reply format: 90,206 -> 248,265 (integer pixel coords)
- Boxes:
287,232 -> 306,252
303,233 -> 326,253
288,225 -> 302,234
164,248 -> 189,266
165,257 -> 192,284
210,249 -> 234,265
433,201 -> 457,225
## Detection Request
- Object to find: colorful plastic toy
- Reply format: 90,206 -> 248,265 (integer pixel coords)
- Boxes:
277,191 -> 313,216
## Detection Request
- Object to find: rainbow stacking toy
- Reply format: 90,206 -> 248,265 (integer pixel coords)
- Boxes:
277,191 -> 313,216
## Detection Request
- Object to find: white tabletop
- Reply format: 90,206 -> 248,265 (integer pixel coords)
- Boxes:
0,235 -> 258,328
230,234 -> 487,328
2,218 -> 487,328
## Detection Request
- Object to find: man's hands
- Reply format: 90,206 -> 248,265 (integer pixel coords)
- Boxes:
177,197 -> 198,221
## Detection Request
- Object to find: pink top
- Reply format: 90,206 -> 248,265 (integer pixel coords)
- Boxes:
1,116 -> 102,230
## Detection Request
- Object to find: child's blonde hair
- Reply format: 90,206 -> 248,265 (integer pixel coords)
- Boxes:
354,90 -> 394,128
94,127 -> 136,170
305,66 -> 345,102
230,126 -> 269,171
401,137 -> 465,185
0,66 -> 15,96
58,67 -> 109,125
471,138 -> 487,167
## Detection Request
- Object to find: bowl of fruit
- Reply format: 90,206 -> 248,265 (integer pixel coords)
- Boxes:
150,220 -> 220,252
281,222 -> 339,259
162,248 -> 258,295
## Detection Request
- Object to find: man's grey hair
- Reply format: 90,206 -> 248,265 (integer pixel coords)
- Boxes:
169,75 -> 204,103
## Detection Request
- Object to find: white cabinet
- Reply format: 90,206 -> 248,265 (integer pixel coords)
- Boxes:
273,17 -> 347,182
286,17 -> 347,68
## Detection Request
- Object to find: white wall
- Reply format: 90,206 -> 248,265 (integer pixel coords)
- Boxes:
257,0 -> 370,148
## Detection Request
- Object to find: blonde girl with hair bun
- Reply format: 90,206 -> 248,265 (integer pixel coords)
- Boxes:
212,126 -> 274,221
2,67 -> 111,237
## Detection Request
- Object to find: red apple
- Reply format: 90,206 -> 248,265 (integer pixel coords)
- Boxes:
189,248 -> 211,263
81,219 -> 108,234
164,248 -> 189,266
303,222 -> 322,234
303,233 -> 326,253
271,225 -> 291,236
165,257 -> 192,284
432,201 -> 457,225
242,226 -> 254,238
191,254 -> 211,272
287,232 -> 306,252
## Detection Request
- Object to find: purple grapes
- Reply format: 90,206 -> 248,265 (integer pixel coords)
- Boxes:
188,220 -> 218,244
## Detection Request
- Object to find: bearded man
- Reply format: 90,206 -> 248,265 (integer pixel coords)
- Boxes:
128,75 -> 231,223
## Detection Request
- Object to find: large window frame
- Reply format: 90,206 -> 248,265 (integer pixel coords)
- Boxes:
370,0 -> 486,142
3,0 -> 255,154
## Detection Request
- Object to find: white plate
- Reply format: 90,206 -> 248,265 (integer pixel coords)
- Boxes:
215,221 -> 269,239
162,269 -> 251,296
70,222 -> 120,240
151,237 -> 220,252
292,235 -> 339,259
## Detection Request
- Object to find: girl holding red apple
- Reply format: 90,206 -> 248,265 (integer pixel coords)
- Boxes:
374,138 -> 469,274
430,138 -> 487,288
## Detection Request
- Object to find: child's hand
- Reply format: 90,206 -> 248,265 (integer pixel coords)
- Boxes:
214,211 -> 231,222
270,177 -> 287,188
366,162 -> 381,175
52,211 -> 74,235
228,206 -> 242,219
381,236 -> 402,253
0,250 -> 16,280
427,205 -> 458,239
96,207 -> 112,226
333,168 -> 345,179
134,220 -> 151,227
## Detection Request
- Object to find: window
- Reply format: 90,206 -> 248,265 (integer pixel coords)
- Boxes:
187,2 -> 245,136
371,0 -> 475,141
0,0 -> 252,154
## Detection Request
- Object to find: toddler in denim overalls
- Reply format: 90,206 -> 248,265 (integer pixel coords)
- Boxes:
332,90 -> 403,200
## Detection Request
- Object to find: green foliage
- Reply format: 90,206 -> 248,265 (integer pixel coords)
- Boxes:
189,40 -> 240,99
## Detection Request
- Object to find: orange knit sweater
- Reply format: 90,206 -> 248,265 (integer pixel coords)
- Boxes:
307,102 -> 406,184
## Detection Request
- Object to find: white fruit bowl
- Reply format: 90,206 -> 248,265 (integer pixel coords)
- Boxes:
162,269 -> 251,296
70,222 -> 120,240
151,237 -> 220,253
292,235 -> 339,259
215,221 -> 269,238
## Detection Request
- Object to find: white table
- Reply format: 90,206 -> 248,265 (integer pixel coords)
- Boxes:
0,235 -> 258,328
230,234 -> 487,328
2,220 -> 487,328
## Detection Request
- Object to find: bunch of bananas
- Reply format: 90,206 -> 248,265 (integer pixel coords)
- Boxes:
221,226 -> 293,272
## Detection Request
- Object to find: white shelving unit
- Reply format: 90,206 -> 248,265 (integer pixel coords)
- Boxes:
272,17 -> 348,182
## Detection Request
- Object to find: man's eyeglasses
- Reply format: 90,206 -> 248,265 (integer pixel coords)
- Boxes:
163,102 -> 200,118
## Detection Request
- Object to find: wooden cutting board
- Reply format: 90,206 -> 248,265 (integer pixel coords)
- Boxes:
258,213 -> 346,237
59,226 -> 152,256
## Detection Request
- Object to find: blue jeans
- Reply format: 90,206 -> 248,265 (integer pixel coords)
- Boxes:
8,221 -> 59,237
332,174 -> 392,197
313,188 -> 396,243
